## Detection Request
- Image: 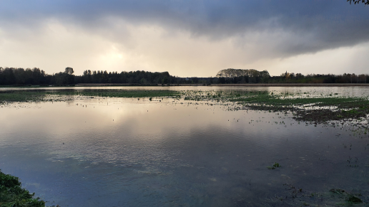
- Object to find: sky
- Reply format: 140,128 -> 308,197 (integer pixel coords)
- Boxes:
0,0 -> 368,77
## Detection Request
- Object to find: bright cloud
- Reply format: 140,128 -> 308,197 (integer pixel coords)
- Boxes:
0,0 -> 368,76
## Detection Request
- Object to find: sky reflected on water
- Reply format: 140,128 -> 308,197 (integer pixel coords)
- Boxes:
1,87 -> 369,206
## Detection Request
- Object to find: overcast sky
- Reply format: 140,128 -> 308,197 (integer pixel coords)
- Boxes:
1,0 -> 368,77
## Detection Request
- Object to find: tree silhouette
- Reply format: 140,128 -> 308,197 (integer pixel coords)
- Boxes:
65,67 -> 74,75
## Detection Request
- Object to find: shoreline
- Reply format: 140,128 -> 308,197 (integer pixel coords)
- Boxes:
0,83 -> 369,87
74,83 -> 369,87
207,83 -> 369,87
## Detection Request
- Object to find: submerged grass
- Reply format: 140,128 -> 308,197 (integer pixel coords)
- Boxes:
49,89 -> 180,98
272,184 -> 367,207
0,91 -> 46,103
230,93 -> 369,122
267,162 -> 280,170
182,90 -> 369,123
1,88 -> 369,123
0,89 -> 180,104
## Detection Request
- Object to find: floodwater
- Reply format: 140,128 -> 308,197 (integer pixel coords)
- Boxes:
1,86 -> 369,206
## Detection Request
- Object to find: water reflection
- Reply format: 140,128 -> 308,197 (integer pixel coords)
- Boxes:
1,85 -> 369,97
0,88 -> 369,206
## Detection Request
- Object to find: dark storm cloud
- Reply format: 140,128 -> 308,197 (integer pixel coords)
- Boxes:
1,0 -> 369,58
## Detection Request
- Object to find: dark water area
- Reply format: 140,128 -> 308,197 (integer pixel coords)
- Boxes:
1,86 -> 369,206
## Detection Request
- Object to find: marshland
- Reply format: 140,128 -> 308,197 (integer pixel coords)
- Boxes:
1,86 -> 369,206
2,0 -> 369,206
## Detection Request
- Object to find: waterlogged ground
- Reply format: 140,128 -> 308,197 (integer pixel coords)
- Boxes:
1,86 -> 369,206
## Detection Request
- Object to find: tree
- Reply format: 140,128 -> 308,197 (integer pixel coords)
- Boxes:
1,68 -> 16,85
65,67 -> 74,75
62,67 -> 75,85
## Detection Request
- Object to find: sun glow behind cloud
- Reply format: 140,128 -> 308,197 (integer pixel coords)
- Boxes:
0,0 -> 368,77
0,19 -> 251,76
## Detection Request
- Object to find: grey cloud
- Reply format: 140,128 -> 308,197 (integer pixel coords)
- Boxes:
1,0 -> 369,58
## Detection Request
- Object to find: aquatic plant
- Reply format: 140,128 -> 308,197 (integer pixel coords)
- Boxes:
0,91 -> 46,103
267,162 -> 280,170
2,88 -> 369,126
226,91 -> 369,123
0,89 -> 180,104
329,188 -> 363,204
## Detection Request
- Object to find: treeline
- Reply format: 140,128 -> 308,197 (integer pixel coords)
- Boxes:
75,70 -> 173,85
268,72 -> 369,84
0,67 -> 47,85
75,71 -> 369,84
1,67 -> 369,86
175,73 -> 369,84
0,67 -> 76,86
0,67 -> 173,86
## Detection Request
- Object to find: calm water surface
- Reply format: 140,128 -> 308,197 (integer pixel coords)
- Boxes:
0,86 -> 369,206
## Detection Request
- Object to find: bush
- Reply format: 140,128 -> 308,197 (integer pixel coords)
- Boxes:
0,170 -> 45,207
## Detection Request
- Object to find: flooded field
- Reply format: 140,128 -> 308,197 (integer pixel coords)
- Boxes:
1,86 -> 369,206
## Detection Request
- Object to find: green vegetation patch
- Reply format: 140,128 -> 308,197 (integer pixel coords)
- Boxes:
272,184 -> 367,207
229,92 -> 369,122
0,91 -> 46,103
0,89 -> 180,104
181,90 -> 369,123
2,89 -> 369,123
267,162 -> 281,170
0,170 -> 45,207
51,89 -> 180,98
230,92 -> 364,108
